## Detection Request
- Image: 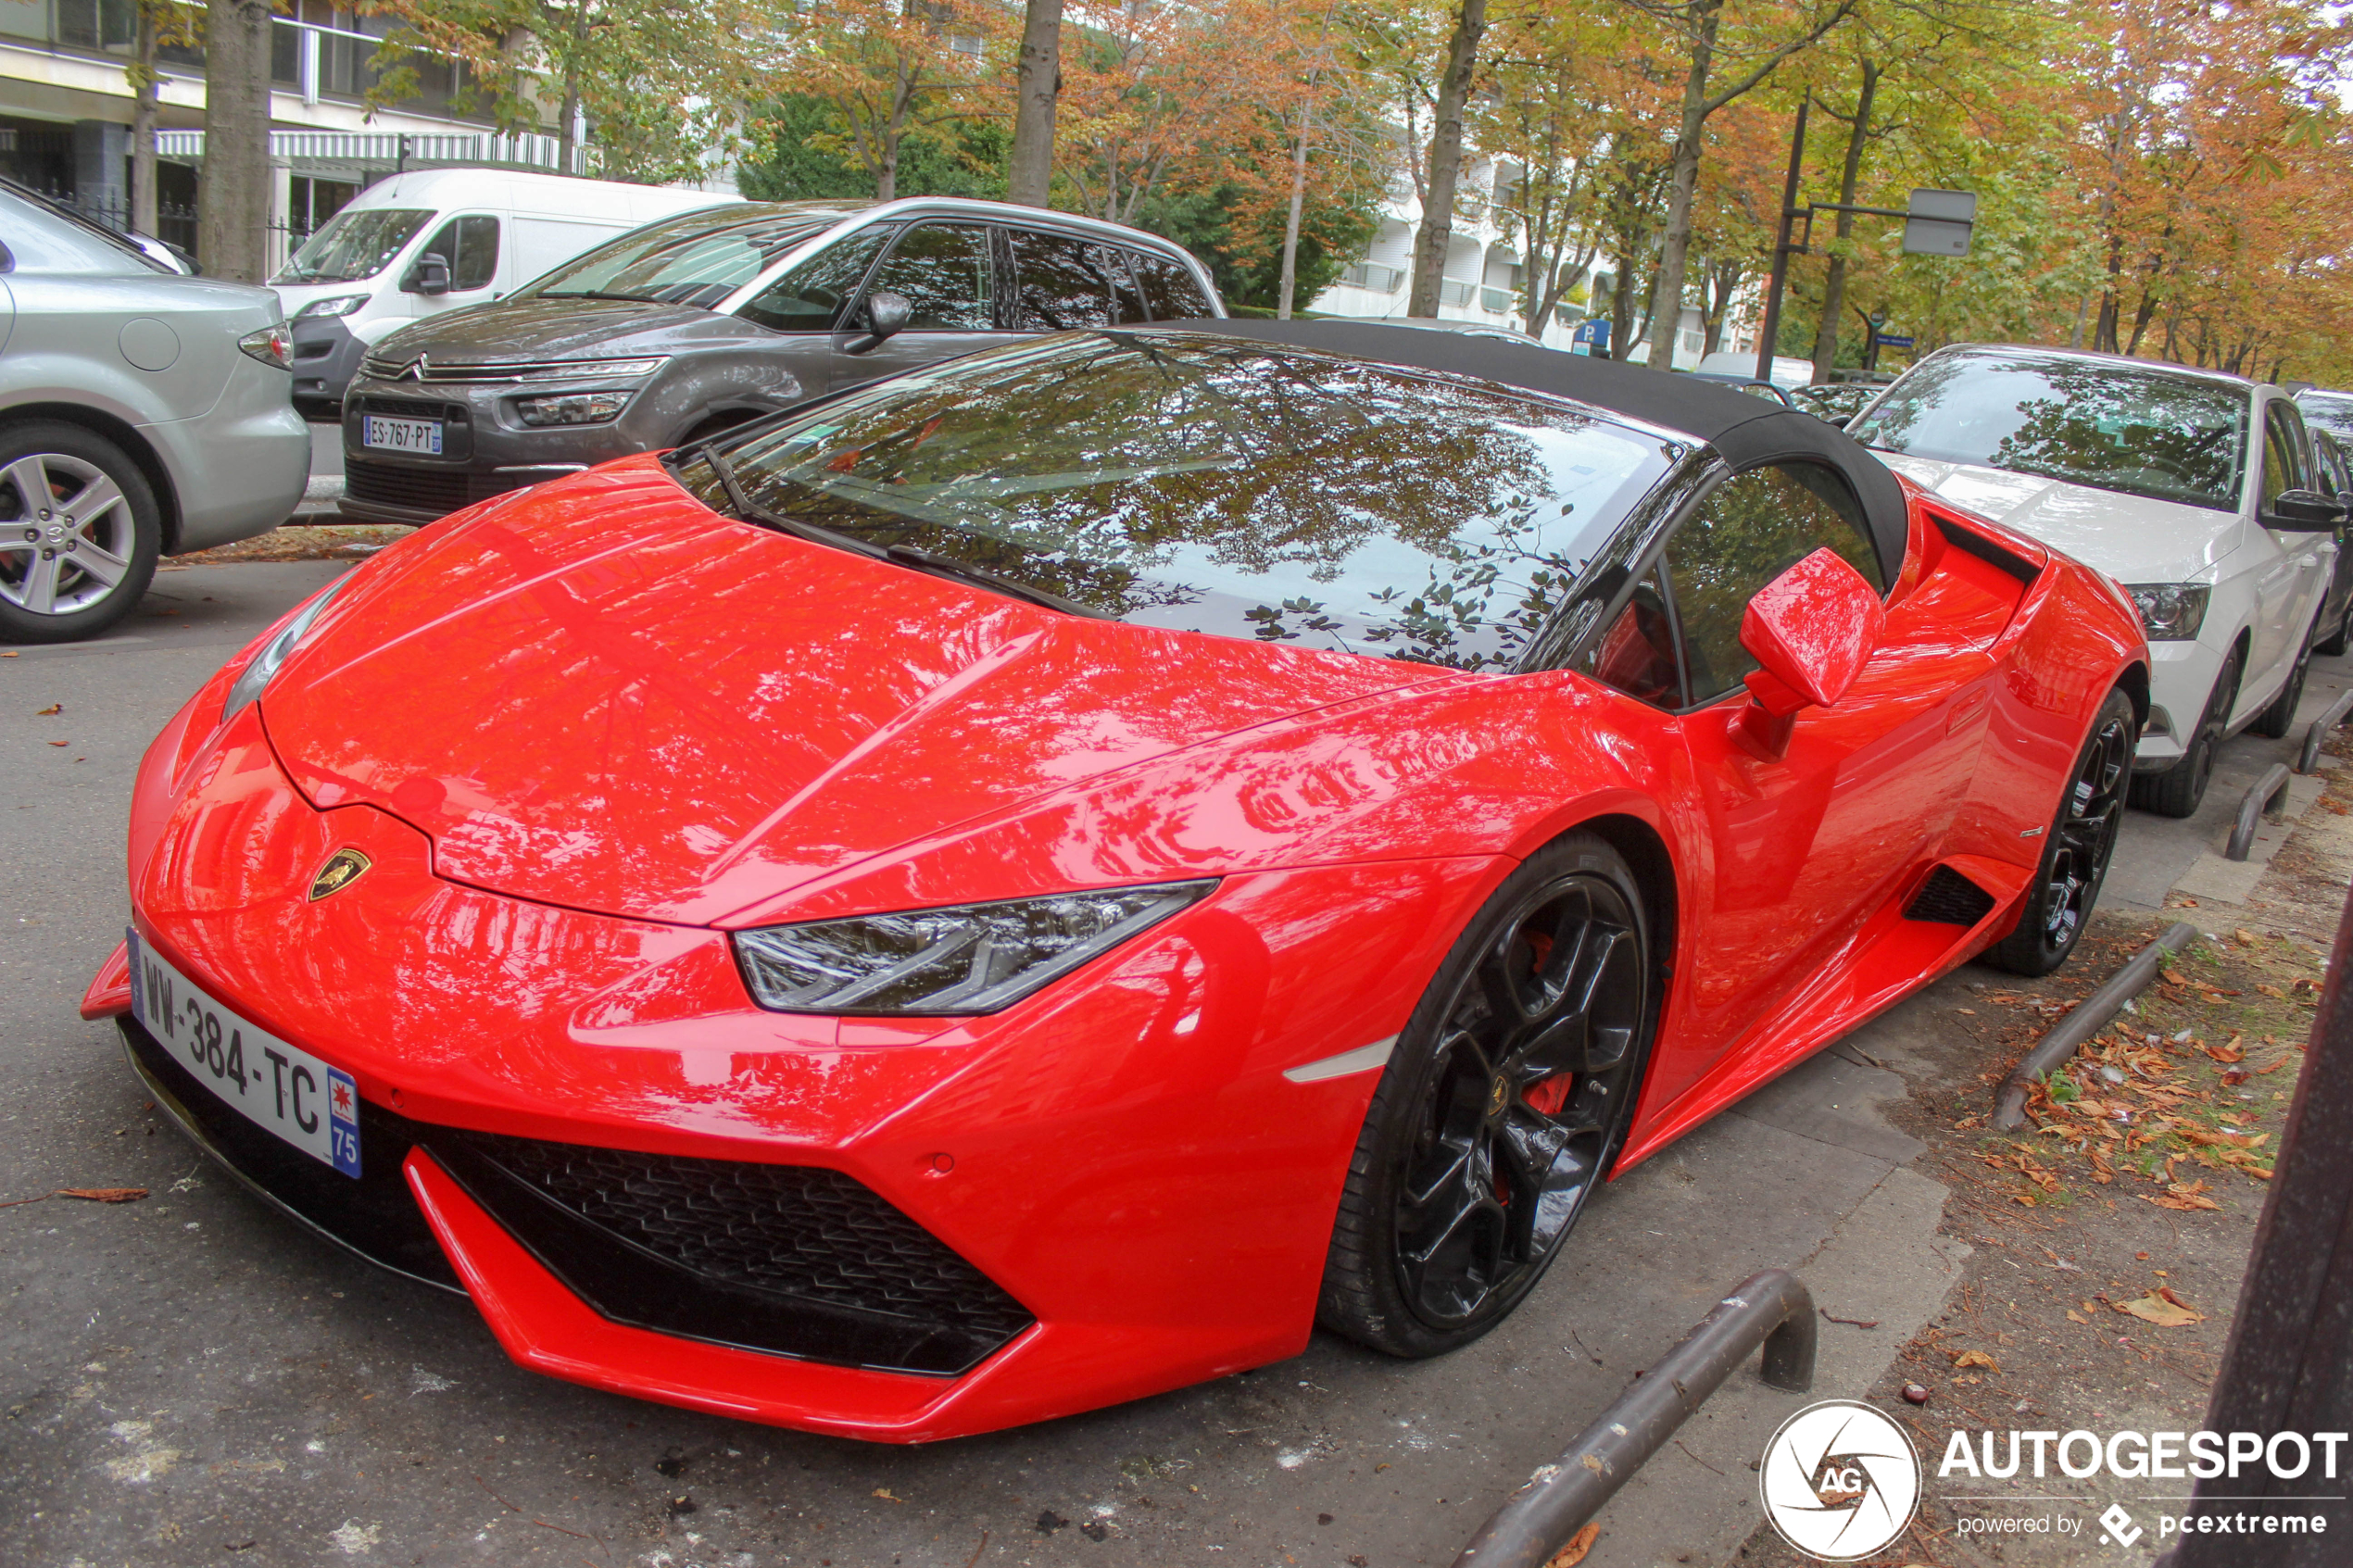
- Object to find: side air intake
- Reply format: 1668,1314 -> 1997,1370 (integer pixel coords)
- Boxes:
1904,864 -> 1996,926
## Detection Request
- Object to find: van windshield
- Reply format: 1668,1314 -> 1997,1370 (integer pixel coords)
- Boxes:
274,208 -> 434,285
529,214 -> 835,309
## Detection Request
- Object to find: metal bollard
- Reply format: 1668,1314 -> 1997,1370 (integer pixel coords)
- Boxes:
2226,763 -> 2293,861
1451,1269 -> 1817,1568
2296,685 -> 2353,774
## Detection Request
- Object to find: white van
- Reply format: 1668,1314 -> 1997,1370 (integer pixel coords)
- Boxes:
272,168 -> 739,410
1695,350 -> 1814,390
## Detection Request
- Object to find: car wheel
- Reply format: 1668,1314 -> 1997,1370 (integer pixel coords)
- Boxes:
0,422 -> 161,646
2129,645 -> 2240,819
1984,690 -> 2137,976
1317,834 -> 1654,1358
2249,627 -> 2316,739
2315,597 -> 2350,658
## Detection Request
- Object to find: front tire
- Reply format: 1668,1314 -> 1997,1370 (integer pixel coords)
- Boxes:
1984,689 -> 2136,976
2130,646 -> 2240,818
1317,834 -> 1655,1358
0,421 -> 161,646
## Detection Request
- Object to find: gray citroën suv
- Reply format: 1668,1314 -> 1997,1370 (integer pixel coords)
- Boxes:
339,197 -> 1226,525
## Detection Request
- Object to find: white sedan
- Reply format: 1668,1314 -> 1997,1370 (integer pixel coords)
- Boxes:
1850,345 -> 2339,815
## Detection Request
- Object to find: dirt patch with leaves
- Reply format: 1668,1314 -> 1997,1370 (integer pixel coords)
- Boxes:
161,522 -> 412,566
1728,771 -> 2352,1566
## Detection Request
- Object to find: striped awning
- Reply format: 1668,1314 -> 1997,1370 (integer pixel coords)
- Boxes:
151,129 -> 575,174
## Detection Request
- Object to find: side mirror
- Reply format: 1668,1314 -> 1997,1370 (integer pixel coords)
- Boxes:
403,252 -> 451,296
842,290 -> 912,355
2265,488 -> 2343,532
1736,547 -> 1887,756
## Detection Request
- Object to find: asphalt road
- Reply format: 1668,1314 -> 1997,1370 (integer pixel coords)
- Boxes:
3,563 -> 2343,1568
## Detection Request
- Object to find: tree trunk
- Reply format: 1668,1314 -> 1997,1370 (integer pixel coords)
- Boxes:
199,0 -> 273,283
1810,59 -> 1878,383
1644,1 -> 1720,370
1406,0 -> 1488,319
1276,4 -> 1337,320
1006,0 -> 1063,208
131,2 -> 160,234
558,3 -> 588,177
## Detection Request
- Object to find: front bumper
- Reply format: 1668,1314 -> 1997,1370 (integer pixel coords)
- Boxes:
338,376 -> 651,525
112,690 -> 1466,1438
289,313 -> 368,408
2131,637 -> 2228,771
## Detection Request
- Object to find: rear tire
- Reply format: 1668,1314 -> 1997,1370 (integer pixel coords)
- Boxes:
2249,627 -> 2315,739
1317,834 -> 1655,1359
1984,690 -> 2136,976
0,421 -> 161,646
2130,646 -> 2240,818
2315,597 -> 2350,658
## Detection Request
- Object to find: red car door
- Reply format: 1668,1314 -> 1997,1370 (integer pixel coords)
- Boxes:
1579,462 -> 1996,1113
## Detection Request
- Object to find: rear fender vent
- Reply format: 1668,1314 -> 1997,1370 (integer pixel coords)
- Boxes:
1904,864 -> 1996,926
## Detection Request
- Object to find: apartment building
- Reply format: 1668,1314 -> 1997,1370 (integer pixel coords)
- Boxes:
0,1 -> 698,269
1308,153 -> 1754,368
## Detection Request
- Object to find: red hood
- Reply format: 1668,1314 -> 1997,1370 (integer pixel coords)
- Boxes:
261,458 -> 1438,924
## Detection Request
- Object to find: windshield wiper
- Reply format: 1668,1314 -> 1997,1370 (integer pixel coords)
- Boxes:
690,445 -> 1106,619
880,543 -> 1111,619
539,289 -> 666,304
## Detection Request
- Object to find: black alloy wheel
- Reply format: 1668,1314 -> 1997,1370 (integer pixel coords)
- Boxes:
1318,834 -> 1653,1357
1987,689 -> 2138,976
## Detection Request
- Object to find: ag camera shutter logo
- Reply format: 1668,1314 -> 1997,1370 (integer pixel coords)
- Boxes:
1759,1399 -> 1922,1561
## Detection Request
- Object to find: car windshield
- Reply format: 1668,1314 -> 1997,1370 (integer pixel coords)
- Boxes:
2297,392 -> 2353,447
1851,351 -> 2249,512
530,213 -> 836,308
682,332 -> 1675,671
273,207 -> 433,284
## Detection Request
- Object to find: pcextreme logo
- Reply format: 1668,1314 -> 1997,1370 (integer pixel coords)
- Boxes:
1759,1399 -> 1923,1561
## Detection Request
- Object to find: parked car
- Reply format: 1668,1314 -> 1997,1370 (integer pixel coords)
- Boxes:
274,168 -> 738,414
0,177 -> 308,644
337,196 -> 1224,528
1851,345 -> 2339,815
90,320 -> 2147,1438
2307,427 -> 2353,655
1687,373 -> 1793,407
1696,349 -> 1812,389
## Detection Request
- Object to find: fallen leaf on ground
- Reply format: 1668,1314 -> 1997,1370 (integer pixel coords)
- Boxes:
35,703 -> 60,716
2205,1039 -> 2245,1062
2161,968 -> 2188,985
2143,1179 -> 2221,1212
2235,929 -> 2259,947
1952,1349 -> 1997,1370
2118,1292 -> 2204,1327
873,1486 -> 900,1502
1544,1523 -> 1602,1568
46,740 -> 68,747
2067,1309 -> 2089,1323
2256,984 -> 2288,999
56,1187 -> 148,1203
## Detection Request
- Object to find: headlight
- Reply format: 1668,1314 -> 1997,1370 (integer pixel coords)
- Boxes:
236,321 -> 293,370
733,881 -> 1218,1015
517,358 -> 668,381
515,391 -> 632,427
2123,583 -> 2211,641
296,295 -> 368,320
221,576 -> 350,721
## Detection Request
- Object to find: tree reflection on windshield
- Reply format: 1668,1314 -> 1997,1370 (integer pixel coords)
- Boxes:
706,332 -> 1671,670
1853,351 -> 2248,512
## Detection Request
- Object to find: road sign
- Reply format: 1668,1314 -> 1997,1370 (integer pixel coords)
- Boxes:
1875,333 -> 1915,348
1902,189 -> 1976,257
1571,319 -> 1610,357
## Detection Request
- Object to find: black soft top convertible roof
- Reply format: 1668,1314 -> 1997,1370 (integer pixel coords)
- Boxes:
1178,318 -> 1911,583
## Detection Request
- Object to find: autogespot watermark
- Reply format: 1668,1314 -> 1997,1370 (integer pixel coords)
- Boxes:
1755,1411 -> 2348,1561
1933,1424 -> 2347,1555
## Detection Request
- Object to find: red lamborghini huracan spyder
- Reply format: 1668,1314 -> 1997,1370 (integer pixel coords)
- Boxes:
84,320 -> 2147,1440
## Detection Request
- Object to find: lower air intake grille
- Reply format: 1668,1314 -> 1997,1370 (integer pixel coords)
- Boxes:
437,1134 -> 1034,1375
342,457 -> 478,518
1905,864 -> 1996,926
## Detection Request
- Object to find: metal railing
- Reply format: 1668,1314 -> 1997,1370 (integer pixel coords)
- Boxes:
1336,261 -> 1405,294
1480,286 -> 1514,315
2226,762 -> 2293,861
1439,279 -> 1477,307
1451,1269 -> 1818,1567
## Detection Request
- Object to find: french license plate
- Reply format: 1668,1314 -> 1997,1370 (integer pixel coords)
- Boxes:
127,928 -> 361,1179
363,414 -> 443,456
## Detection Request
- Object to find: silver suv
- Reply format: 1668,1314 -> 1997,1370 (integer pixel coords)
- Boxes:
1,178 -> 309,643
339,197 -> 1223,525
